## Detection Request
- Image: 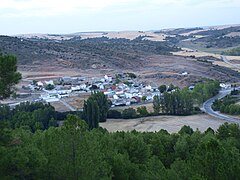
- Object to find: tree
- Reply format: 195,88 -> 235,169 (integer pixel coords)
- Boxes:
45,84 -> 55,90
141,96 -> 147,102
122,108 -> 137,119
137,106 -> 148,117
107,110 -> 122,119
153,95 -> 161,114
82,97 -> 100,129
178,125 -> 194,135
158,85 -> 167,93
216,123 -> 240,140
0,54 -> 22,99
167,84 -> 175,92
126,72 -> 137,79
91,92 -> 109,122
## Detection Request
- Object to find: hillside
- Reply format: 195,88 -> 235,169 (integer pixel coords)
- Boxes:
0,36 -> 179,69
1,25 -> 240,86
170,25 -> 240,51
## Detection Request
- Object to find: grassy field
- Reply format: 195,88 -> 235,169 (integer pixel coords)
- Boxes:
100,114 -> 229,133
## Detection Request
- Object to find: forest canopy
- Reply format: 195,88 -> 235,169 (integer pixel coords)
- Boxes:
0,115 -> 240,179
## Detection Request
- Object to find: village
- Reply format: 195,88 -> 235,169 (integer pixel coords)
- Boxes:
9,73 -> 164,110
4,70 -> 233,112
3,71 -> 233,112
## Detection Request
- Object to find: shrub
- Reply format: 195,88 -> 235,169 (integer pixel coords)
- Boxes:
122,108 -> 137,119
107,110 -> 122,119
137,106 -> 149,117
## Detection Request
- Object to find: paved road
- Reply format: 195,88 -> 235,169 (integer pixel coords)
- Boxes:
221,55 -> 240,69
201,88 -> 240,123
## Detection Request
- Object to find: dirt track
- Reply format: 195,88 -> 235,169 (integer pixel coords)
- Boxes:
100,114 -> 229,133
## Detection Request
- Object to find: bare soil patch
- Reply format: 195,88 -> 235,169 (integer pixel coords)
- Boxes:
62,94 -> 90,110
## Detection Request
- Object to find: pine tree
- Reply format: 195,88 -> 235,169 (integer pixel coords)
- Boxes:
0,54 -> 22,99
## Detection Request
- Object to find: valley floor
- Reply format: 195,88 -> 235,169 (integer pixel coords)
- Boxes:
100,114 -> 231,133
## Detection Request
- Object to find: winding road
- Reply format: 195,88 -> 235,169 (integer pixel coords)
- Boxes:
201,88 -> 240,124
201,55 -> 240,123
221,55 -> 240,69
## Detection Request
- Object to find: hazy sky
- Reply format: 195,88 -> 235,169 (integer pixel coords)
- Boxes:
0,0 -> 239,35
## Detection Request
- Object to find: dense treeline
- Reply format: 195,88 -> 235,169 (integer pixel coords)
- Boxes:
1,115 -> 240,179
213,93 -> 240,115
192,80 -> 220,104
108,107 -> 149,119
152,81 -> 220,115
0,102 -> 57,132
0,92 -> 109,131
0,102 -> 83,132
153,88 -> 194,115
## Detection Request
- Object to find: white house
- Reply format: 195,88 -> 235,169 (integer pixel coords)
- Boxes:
79,84 -> 87,90
37,81 -> 44,87
116,90 -> 124,95
181,72 -> 188,76
99,84 -> 105,90
125,92 -> 133,99
113,94 -> 119,100
145,85 -> 152,91
71,86 -> 81,91
40,94 -> 60,102
45,80 -> 54,86
104,75 -> 113,82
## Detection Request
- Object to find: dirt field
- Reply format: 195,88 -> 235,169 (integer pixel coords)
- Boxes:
19,68 -> 105,81
78,31 -> 169,41
180,24 -> 240,36
172,48 -> 221,58
50,101 -> 69,112
63,94 -> 90,110
100,114 -> 230,133
173,49 -> 240,72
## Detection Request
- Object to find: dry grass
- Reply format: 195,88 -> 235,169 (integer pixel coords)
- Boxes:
100,114 -> 229,133
19,67 -> 109,81
180,24 -> 240,36
172,48 -> 221,58
50,101 -> 69,112
62,94 -> 90,110
225,56 -> 240,61
74,31 -> 169,41
173,48 -> 240,72
225,32 -> 240,37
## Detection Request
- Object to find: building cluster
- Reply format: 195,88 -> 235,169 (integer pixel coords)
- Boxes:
25,73 -> 160,106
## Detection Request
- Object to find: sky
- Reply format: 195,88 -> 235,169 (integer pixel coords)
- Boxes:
0,0 -> 239,35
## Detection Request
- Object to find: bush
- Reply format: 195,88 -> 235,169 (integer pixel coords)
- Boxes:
158,85 -> 167,93
107,110 -> 122,119
45,84 -> 55,90
122,108 -> 137,119
137,106 -> 149,117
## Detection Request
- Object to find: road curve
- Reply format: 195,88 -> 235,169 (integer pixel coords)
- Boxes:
201,89 -> 240,124
221,55 -> 240,70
